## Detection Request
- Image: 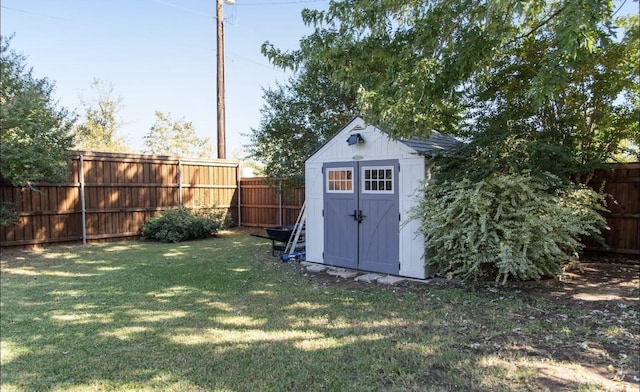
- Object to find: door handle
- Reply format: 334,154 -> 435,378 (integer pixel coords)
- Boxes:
348,210 -> 365,223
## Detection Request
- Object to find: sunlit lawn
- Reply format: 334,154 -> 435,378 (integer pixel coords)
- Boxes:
1,230 -> 637,391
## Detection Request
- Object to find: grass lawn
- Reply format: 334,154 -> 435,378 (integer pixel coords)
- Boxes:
1,229 -> 638,391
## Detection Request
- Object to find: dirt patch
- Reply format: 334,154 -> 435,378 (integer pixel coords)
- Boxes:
285,252 -> 639,390
507,256 -> 639,390
290,252 -> 639,299
517,259 -> 639,304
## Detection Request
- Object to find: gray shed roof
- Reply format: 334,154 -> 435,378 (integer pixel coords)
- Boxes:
399,130 -> 461,154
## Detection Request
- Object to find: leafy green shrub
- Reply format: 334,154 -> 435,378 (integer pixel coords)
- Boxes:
140,206 -> 227,243
413,172 -> 607,284
0,202 -> 19,227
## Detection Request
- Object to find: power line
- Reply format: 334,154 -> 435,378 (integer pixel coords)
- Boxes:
148,0 -> 326,19
150,0 -> 212,18
237,0 -> 327,5
612,0 -> 629,17
227,50 -> 288,72
1,5 -> 69,21
149,0 -> 240,24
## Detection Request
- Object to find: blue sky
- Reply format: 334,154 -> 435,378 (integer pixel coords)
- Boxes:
1,0 -> 329,159
2,0 -> 637,160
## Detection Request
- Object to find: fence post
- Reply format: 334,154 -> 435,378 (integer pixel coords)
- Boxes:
79,154 -> 87,245
177,160 -> 182,206
237,163 -> 242,227
279,179 -> 283,226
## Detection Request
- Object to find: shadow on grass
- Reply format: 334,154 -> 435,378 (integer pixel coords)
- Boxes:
1,235 -> 637,391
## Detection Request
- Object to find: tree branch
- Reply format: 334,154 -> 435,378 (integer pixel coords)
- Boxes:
503,6 -> 566,47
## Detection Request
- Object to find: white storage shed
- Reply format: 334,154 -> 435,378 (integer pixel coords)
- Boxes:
304,116 -> 459,279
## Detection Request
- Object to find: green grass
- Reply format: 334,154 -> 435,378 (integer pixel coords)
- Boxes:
1,231 -> 638,391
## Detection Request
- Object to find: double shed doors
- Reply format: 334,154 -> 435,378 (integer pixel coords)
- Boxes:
323,160 -> 399,275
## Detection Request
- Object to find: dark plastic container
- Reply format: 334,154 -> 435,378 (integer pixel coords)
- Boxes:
265,225 -> 295,242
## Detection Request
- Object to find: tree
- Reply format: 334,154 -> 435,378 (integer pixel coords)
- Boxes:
143,111 -> 212,158
73,78 -> 130,153
262,0 -> 638,170
466,14 -> 639,174
412,11 -> 638,184
0,36 -> 75,187
248,69 -> 358,184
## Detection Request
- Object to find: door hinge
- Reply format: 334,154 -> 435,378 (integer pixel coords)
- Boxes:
399,213 -> 401,221
322,209 -> 324,217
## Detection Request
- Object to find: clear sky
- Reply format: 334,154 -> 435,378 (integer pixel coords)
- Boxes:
1,0 -> 329,160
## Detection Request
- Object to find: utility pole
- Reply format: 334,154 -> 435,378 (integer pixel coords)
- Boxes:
216,0 -> 226,159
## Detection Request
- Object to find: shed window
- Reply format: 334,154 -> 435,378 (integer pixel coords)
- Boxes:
362,166 -> 394,194
326,168 -> 354,193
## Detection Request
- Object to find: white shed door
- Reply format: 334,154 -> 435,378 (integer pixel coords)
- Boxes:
323,160 -> 399,275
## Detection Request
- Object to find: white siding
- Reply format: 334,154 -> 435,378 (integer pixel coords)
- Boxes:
304,162 -> 324,263
398,159 -> 426,279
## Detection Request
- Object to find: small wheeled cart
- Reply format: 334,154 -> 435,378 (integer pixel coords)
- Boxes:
250,225 -> 296,256
252,203 -> 307,262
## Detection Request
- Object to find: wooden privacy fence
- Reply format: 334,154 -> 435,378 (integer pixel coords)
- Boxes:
1,151 -> 240,248
584,162 -> 640,255
1,155 -> 637,255
239,178 -> 304,228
